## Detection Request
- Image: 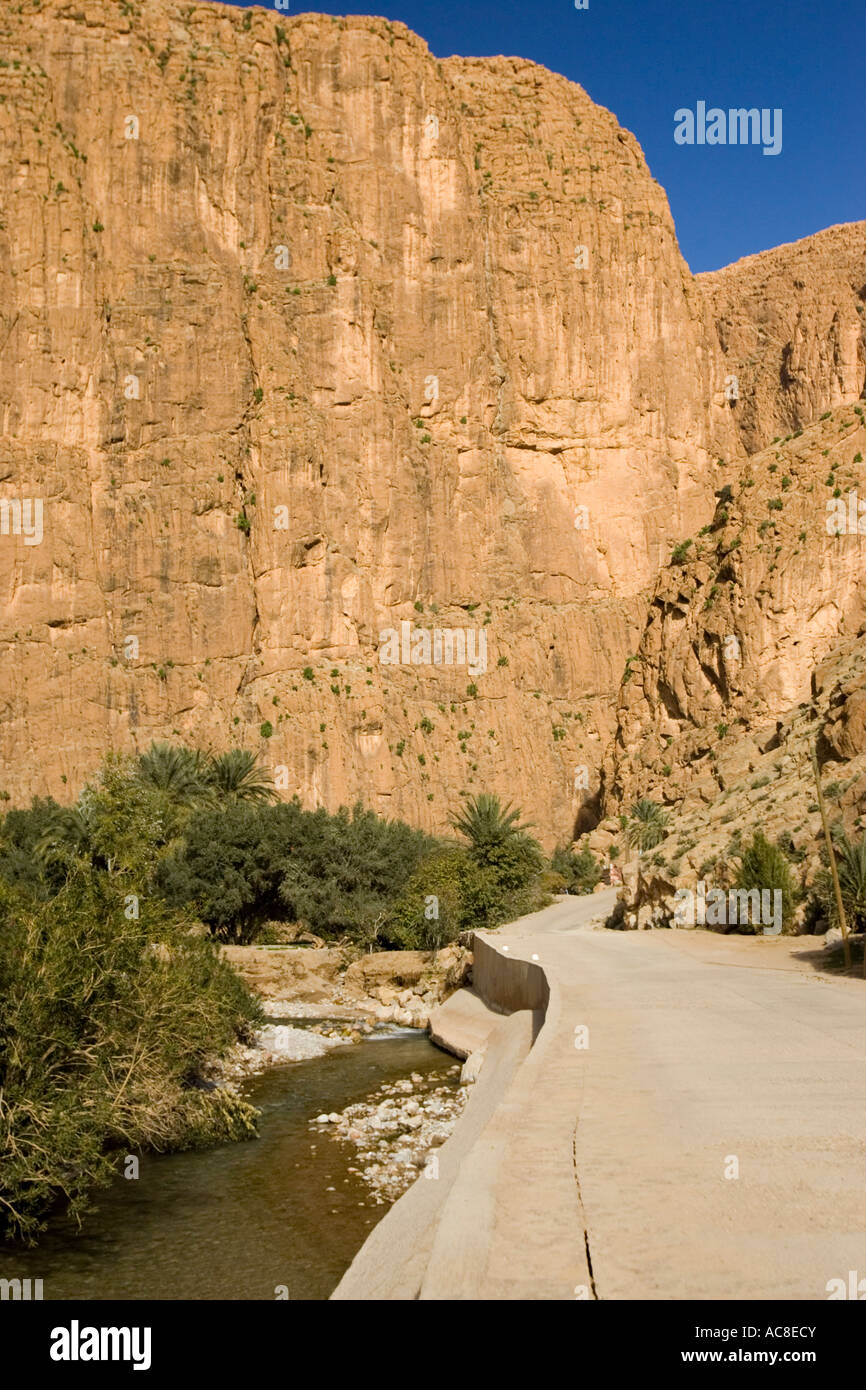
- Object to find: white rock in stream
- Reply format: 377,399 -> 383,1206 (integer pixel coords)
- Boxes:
310,1065 -> 468,1204
255,1024 -> 349,1061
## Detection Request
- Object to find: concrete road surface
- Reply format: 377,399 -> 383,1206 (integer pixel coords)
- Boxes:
491,892 -> 866,1299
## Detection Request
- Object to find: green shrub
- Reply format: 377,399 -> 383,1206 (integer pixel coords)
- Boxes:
0,869 -> 260,1242
384,849 -> 476,949
550,843 -> 603,894
277,803 -> 436,941
814,832 -> 866,931
733,831 -> 798,933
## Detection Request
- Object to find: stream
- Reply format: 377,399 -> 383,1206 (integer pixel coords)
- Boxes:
0,1030 -> 453,1301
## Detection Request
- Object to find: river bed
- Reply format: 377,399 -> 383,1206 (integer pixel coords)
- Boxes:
0,1031 -> 455,1301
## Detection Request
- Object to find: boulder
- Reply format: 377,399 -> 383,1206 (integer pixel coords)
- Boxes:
824,684 -> 866,760
343,951 -> 431,994
460,1049 -> 486,1084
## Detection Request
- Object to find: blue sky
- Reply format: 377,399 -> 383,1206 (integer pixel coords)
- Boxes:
221,0 -> 863,272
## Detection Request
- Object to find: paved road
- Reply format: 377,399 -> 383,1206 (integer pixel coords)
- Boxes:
478,894 -> 866,1300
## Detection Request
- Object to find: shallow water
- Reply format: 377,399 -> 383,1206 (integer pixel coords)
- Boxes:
0,1033 -> 453,1301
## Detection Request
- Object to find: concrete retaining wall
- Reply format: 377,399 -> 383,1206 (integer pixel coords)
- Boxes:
331,926 -> 556,1299
471,931 -> 550,1014
330,1008 -> 535,1299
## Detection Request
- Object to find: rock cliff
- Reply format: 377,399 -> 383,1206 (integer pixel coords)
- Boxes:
0,0 -> 862,847
597,401 -> 866,915
699,224 -> 866,455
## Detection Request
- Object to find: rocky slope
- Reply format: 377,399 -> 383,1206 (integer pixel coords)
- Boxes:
0,0 -> 862,848
595,401 -> 866,920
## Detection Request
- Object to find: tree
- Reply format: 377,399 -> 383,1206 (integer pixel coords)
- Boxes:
734,831 -> 798,934
0,798 -> 67,898
835,834 -> 866,927
156,799 -> 435,943
35,803 -> 96,865
551,843 -> 603,894
156,802 -> 297,941
134,742 -> 208,803
450,793 -> 533,859
385,849 -> 473,950
204,749 -> 276,804
278,803 -> 434,941
450,792 -> 544,922
625,798 -> 669,853
816,831 -> 866,932
34,758 -> 171,881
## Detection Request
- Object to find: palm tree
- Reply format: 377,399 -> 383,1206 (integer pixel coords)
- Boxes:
35,804 -> 95,865
134,742 -> 207,804
625,798 -> 669,854
833,833 -> 866,929
450,792 -> 534,856
205,749 -> 277,804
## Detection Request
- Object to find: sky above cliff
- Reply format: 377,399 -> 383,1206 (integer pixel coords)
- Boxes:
224,0 -> 863,273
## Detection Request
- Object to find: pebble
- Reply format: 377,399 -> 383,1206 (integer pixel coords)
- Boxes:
310,1065 -> 466,1204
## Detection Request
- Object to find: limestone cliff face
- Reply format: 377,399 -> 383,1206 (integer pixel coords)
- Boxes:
0,0 -> 857,851
698,224 -> 866,455
601,402 -> 866,832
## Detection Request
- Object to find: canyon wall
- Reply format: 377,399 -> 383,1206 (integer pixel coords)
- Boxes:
0,0 -> 862,844
602,402 -> 866,820
699,224 -> 866,455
